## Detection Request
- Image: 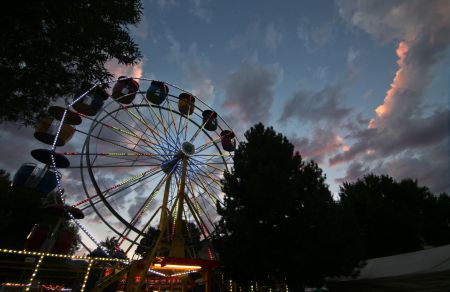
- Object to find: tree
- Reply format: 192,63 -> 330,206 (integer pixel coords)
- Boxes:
135,226 -> 159,258
0,0 -> 142,124
338,174 -> 450,259
99,236 -> 126,258
214,124 -> 362,289
135,221 -> 202,258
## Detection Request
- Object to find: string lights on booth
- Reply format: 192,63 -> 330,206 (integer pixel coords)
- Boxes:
80,259 -> 93,292
0,248 -> 129,263
148,269 -> 167,277
25,255 -> 44,291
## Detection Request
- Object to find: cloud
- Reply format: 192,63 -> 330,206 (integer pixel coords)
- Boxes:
0,123 -> 42,174
280,46 -> 359,126
131,14 -> 150,41
332,0 -> 450,192
335,161 -> 370,185
150,0 -> 178,9
189,0 -> 213,23
377,142 -> 449,194
330,109 -> 449,165
297,17 -> 335,51
166,34 -> 215,103
335,140 -> 449,194
226,21 -> 283,53
265,23 -> 282,51
279,77 -> 353,126
222,60 -> 282,127
347,47 -> 360,66
105,60 -> 144,79
315,66 -> 329,81
290,128 -> 348,163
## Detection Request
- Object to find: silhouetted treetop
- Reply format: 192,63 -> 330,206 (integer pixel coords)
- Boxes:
0,0 -> 143,124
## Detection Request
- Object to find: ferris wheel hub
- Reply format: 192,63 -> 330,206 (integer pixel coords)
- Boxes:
181,141 -> 195,157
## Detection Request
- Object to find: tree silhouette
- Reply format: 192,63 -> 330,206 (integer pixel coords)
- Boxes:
0,0 -> 142,124
135,221 -> 202,258
99,236 -> 126,259
339,174 -> 450,259
214,123 -> 361,289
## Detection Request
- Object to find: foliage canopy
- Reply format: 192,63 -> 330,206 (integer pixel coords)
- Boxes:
339,174 -> 450,259
0,0 -> 142,124
214,124 -> 362,289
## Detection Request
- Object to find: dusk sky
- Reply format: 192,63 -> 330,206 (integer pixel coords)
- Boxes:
0,0 -> 449,250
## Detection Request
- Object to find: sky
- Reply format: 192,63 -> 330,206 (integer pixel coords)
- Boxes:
121,0 -> 449,195
0,0 -> 449,252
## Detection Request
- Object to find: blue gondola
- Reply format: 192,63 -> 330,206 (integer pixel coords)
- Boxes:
146,81 -> 169,105
12,163 -> 60,194
220,130 -> 236,152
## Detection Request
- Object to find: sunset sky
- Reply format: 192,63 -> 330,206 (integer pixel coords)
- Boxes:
0,0 -> 449,251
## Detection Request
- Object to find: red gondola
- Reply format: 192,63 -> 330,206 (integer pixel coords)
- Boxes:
220,130 -> 236,152
72,85 -> 109,116
202,110 -> 218,131
112,76 -> 140,104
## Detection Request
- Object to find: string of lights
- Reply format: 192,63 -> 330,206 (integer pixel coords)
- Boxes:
25,255 -> 44,291
0,248 -> 129,262
80,259 -> 93,292
148,269 -> 167,277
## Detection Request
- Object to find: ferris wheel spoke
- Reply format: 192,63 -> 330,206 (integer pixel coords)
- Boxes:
122,163 -> 179,234
62,151 -> 167,165
195,137 -> 223,154
117,104 -> 157,148
188,111 -> 215,144
145,103 -> 179,155
132,105 -> 173,153
144,98 -> 176,147
183,109 -> 192,142
189,161 -> 223,184
124,102 -> 177,155
189,157 -> 226,173
104,111 -> 171,156
187,164 -> 222,201
186,169 -> 222,208
83,113 -> 156,154
159,105 -> 178,146
76,125 -> 165,161
100,108 -> 170,154
165,99 -> 182,146
183,190 -> 214,239
66,163 -> 161,169
76,127 -> 162,158
123,207 -> 159,254
79,166 -> 162,211
81,171 -> 165,215
185,177 -> 217,228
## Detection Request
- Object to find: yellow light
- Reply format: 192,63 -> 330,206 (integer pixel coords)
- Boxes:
151,263 -> 202,270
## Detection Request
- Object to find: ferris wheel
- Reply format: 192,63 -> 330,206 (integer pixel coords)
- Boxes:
23,77 -> 237,258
